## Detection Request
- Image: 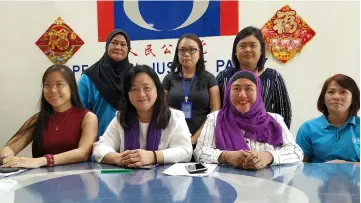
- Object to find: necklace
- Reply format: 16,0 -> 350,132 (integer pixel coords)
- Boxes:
52,108 -> 72,131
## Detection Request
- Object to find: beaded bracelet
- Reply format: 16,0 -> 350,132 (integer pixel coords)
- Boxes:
44,154 -> 55,167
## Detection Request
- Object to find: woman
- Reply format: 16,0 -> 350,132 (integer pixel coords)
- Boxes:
0,65 -> 97,168
296,74 -> 360,163
216,26 -> 292,128
162,33 -> 221,147
92,65 -> 192,167
78,29 -> 133,138
194,70 -> 303,170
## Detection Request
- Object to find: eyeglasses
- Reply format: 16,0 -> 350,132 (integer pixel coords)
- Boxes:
43,82 -> 67,91
178,48 -> 200,55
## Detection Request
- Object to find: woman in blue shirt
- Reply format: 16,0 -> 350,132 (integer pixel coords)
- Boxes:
78,30 -> 133,138
296,74 -> 360,163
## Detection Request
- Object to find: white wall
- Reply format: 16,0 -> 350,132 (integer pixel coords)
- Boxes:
0,1 -> 359,157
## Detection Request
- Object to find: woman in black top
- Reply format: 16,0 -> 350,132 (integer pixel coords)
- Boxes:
216,26 -> 292,129
162,33 -> 221,148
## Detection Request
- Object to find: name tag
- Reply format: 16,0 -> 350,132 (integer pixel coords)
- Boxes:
181,102 -> 192,119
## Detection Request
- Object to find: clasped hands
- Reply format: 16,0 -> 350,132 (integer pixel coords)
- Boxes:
113,149 -> 155,168
223,150 -> 273,170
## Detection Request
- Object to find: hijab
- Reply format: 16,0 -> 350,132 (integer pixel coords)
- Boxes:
215,70 -> 283,150
84,29 -> 133,109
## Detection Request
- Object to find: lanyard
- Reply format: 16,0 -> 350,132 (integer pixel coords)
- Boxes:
180,72 -> 196,102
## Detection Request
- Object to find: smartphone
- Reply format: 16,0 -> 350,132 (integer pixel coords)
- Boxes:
0,166 -> 21,173
185,163 -> 207,173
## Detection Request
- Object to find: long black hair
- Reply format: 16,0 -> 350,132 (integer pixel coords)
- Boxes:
7,65 -> 83,158
170,33 -> 208,89
117,65 -> 171,129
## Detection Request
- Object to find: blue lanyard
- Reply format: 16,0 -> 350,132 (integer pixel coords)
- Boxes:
180,72 -> 196,102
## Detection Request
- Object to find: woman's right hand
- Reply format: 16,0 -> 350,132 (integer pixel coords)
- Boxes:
1,155 -> 13,165
224,151 -> 250,168
112,151 -> 130,166
120,149 -> 155,167
0,146 -> 15,165
2,156 -> 46,168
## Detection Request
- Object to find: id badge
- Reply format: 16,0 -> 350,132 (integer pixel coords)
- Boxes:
181,102 -> 192,119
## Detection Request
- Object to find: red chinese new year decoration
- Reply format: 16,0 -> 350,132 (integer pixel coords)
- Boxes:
35,17 -> 84,64
261,5 -> 316,63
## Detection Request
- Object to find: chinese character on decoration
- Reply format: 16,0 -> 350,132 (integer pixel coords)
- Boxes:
129,49 -> 138,56
161,44 -> 172,54
145,44 -> 156,57
261,5 -> 316,63
201,40 -> 208,54
35,17 -> 84,64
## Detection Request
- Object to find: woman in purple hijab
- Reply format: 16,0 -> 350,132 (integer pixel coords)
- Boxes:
92,65 -> 192,167
194,70 -> 303,170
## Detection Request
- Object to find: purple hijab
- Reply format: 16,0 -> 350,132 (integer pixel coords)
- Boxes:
124,113 -> 161,151
215,70 -> 283,150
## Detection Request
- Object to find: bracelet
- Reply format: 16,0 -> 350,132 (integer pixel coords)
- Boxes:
44,154 -> 55,167
152,151 -> 157,164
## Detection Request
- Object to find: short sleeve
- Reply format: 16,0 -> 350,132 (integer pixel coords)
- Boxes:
207,72 -> 218,89
296,123 -> 313,159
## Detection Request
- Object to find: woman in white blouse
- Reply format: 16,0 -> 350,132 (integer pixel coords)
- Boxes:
93,65 -> 192,167
194,70 -> 303,170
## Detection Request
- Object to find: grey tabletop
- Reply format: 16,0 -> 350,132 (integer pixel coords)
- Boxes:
0,162 -> 359,203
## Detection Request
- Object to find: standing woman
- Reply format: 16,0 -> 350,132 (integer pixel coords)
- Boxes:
162,33 -> 221,147
216,26 -> 292,128
78,29 -> 133,138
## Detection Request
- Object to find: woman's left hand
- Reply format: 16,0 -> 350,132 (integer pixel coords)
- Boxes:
191,136 -> 198,145
2,156 -> 46,168
242,151 -> 273,170
121,149 -> 154,167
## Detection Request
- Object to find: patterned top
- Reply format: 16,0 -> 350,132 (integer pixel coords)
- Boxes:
193,111 -> 303,165
216,68 -> 292,129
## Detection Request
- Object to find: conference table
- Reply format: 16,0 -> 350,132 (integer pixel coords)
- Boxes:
0,162 -> 359,203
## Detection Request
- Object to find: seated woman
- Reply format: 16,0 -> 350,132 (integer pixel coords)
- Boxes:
92,65 -> 192,167
216,26 -> 292,129
296,74 -> 360,163
194,70 -> 303,170
0,65 -> 98,168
